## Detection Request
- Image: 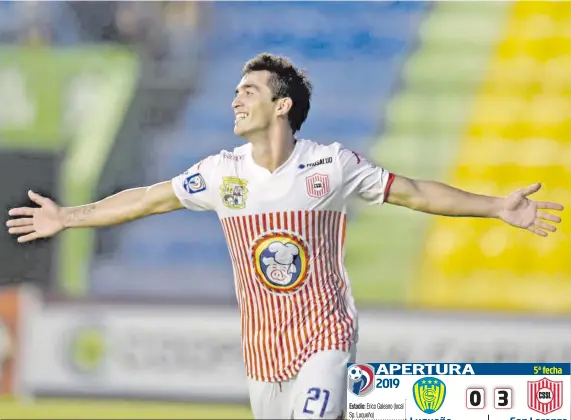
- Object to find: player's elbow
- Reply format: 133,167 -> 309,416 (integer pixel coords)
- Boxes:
386,177 -> 429,211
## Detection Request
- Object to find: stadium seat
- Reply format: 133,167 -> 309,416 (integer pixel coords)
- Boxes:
412,2 -> 571,313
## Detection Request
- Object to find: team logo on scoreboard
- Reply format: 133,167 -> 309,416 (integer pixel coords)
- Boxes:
413,377 -> 446,414
220,177 -> 248,209
528,377 -> 563,415
347,364 -> 375,397
251,231 -> 310,295
306,173 -> 330,198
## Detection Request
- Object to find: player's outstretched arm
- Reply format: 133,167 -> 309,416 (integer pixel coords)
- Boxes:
6,181 -> 183,243
386,176 -> 564,237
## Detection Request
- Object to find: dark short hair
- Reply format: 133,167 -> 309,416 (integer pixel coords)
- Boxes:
242,53 -> 312,133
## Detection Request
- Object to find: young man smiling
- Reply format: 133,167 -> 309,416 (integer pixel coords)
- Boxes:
6,53 -> 564,419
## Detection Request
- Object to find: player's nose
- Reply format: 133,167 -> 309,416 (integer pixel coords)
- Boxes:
232,96 -> 242,110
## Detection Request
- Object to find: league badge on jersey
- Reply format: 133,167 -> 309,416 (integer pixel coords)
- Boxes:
220,177 -> 248,209
251,231 -> 310,294
306,173 -> 330,198
183,173 -> 206,194
347,364 -> 375,397
528,377 -> 563,415
412,377 -> 446,414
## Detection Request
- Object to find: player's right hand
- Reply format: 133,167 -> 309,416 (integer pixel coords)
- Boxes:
6,190 -> 65,243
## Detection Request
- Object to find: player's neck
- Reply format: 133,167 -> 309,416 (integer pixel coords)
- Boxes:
249,128 -> 296,173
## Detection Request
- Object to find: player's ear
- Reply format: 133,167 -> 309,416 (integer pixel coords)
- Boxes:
276,97 -> 292,116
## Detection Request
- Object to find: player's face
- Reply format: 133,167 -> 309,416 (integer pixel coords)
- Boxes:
232,71 -> 278,138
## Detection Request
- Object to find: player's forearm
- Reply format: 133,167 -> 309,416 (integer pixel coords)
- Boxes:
390,179 -> 502,218
61,187 -> 151,228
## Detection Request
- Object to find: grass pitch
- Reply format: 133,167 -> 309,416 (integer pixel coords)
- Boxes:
0,397 -> 253,419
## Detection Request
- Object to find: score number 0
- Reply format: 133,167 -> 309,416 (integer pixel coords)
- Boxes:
466,388 -> 513,409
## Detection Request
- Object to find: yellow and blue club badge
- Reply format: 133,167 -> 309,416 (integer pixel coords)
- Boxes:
220,177 -> 248,209
413,376 -> 446,414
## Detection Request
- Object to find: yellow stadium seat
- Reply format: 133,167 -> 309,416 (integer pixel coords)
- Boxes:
411,2 -> 571,314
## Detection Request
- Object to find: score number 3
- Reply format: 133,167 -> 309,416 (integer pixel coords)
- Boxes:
494,388 -> 513,409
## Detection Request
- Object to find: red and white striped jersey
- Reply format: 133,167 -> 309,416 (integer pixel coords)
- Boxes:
172,139 -> 394,382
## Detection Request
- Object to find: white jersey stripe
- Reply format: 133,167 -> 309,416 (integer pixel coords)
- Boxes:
298,211 -> 310,360
265,213 -> 281,376
335,212 -> 349,341
341,214 -> 356,343
281,212 -> 294,376
330,211 -> 343,343
258,214 -> 275,377
287,211 -> 303,374
220,219 -> 250,366
305,210 -> 317,353
315,210 -> 327,352
326,210 -> 336,349
238,215 -> 262,377
227,217 -> 254,376
328,211 -> 339,347
247,213 -> 268,377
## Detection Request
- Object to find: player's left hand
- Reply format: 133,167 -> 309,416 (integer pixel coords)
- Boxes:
498,183 -> 564,237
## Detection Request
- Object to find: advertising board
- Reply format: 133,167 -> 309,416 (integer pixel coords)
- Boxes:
21,303 -> 248,402
21,303 -> 571,402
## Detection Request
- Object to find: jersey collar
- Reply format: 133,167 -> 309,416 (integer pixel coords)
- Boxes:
246,139 -> 303,177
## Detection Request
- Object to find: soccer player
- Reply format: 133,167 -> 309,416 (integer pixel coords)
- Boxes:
6,53 -> 564,419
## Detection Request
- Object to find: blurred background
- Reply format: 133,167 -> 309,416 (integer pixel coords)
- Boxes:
0,1 -> 570,418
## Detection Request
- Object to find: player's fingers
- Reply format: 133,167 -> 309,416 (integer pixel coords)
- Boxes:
527,225 -> 548,237
521,182 -> 541,197
17,232 -> 40,243
535,220 -> 556,233
8,207 -> 35,217
28,190 -> 49,206
537,212 -> 561,223
6,218 -> 33,228
8,226 -> 36,235
536,201 -> 564,211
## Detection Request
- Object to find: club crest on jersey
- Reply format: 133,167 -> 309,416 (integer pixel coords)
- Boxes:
220,177 -> 248,209
306,173 -> 330,198
251,231 -> 310,294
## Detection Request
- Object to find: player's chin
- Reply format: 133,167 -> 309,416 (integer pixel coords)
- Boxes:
234,124 -> 254,139
233,124 -> 247,137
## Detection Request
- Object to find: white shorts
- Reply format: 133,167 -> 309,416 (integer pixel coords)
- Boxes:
247,347 -> 356,419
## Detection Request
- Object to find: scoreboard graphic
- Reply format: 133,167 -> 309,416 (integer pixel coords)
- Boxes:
346,363 -> 570,419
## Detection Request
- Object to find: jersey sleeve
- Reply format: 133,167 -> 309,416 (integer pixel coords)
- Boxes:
338,145 -> 395,204
171,154 -> 219,211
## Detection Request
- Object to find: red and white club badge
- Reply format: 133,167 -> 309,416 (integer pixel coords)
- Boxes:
528,377 -> 563,415
305,173 -> 330,198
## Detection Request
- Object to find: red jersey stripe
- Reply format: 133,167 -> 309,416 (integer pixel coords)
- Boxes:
221,210 -> 355,382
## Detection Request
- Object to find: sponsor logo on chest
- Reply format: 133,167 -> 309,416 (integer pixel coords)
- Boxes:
298,156 -> 332,169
